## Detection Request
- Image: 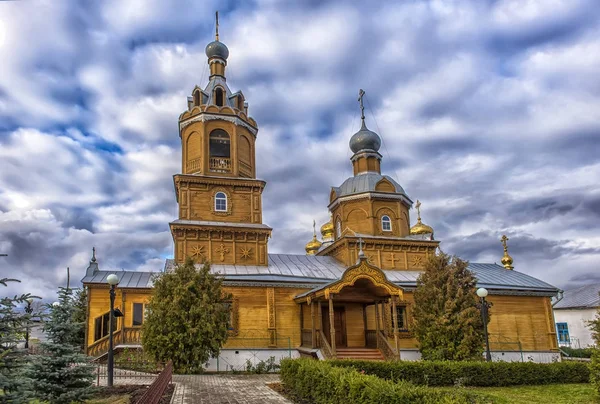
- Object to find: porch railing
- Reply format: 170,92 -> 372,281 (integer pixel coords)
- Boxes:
378,330 -> 399,360
87,327 -> 142,358
319,330 -> 334,359
301,329 -> 312,347
365,330 -> 377,348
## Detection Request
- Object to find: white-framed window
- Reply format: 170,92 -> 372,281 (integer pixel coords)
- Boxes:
215,192 -> 227,212
381,215 -> 392,232
336,219 -> 342,238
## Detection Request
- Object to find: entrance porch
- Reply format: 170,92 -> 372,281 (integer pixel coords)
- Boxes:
295,256 -> 405,360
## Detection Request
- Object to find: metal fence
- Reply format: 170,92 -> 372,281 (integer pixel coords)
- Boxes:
93,360 -> 165,386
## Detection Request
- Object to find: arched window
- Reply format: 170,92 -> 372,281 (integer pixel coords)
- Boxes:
215,192 -> 227,212
215,87 -> 224,107
336,219 -> 342,238
193,90 -> 200,106
381,215 -> 392,232
209,129 -> 231,172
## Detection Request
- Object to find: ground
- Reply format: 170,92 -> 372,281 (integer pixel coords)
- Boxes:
171,374 -> 290,404
448,384 -> 599,404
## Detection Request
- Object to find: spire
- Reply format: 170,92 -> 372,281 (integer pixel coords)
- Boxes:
215,11 -> 220,41
500,235 -> 514,270
91,246 -> 96,263
305,219 -> 322,255
85,246 -> 99,276
410,200 -> 434,238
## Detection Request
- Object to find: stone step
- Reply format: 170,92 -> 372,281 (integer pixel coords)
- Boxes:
335,348 -> 385,361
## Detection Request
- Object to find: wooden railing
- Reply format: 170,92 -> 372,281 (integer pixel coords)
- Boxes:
209,157 -> 231,172
301,329 -> 312,347
365,330 -> 377,348
186,158 -> 201,173
378,330 -> 399,360
319,330 -> 334,359
87,327 -> 142,358
136,360 -> 173,404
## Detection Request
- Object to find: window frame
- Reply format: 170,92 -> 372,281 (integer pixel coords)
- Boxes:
381,215 -> 392,232
94,311 -> 111,341
215,192 -> 227,212
556,322 -> 570,344
132,302 -> 145,327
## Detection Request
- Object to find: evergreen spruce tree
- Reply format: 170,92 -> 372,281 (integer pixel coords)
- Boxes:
412,252 -> 488,361
26,286 -> 94,403
142,257 -> 231,373
72,287 -> 88,351
0,278 -> 34,403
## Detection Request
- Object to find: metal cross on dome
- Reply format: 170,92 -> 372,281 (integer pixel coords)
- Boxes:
358,89 -> 366,120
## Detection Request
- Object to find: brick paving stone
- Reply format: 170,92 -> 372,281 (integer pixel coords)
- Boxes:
171,374 -> 290,404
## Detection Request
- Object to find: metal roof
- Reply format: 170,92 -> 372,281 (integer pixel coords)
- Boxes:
554,283 -> 600,309
83,254 -> 558,294
332,173 -> 407,198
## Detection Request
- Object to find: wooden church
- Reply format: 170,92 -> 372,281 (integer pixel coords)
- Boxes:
82,21 -> 561,367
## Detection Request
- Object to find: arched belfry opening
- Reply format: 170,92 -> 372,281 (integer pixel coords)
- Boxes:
215,87 -> 224,107
193,89 -> 201,107
209,129 -> 231,173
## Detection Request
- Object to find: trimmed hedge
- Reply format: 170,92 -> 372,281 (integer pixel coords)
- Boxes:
561,347 -> 594,358
329,359 -> 590,387
280,359 -> 491,404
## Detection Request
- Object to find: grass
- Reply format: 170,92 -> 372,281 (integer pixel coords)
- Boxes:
86,396 -> 129,404
442,384 -> 599,404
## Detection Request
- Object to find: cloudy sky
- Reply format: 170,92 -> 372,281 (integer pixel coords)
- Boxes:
0,0 -> 599,300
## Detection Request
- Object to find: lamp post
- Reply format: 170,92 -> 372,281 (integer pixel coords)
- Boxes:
477,287 -> 492,362
24,298 -> 34,349
106,274 -> 120,387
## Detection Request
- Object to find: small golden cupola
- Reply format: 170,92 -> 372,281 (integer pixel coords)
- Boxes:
320,218 -> 334,242
305,220 -> 322,255
410,200 -> 434,239
500,235 -> 514,270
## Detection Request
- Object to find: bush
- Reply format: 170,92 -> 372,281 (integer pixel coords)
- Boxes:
590,349 -> 600,394
329,359 -> 590,387
280,359 -> 490,404
560,346 -> 594,358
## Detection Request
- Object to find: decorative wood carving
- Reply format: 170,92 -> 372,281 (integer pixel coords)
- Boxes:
267,287 -> 276,346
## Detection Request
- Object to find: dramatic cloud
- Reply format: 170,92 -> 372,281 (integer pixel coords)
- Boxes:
1,0 -> 599,300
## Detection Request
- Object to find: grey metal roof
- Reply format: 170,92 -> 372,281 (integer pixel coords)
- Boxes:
554,283 -> 600,309
170,219 -> 272,230
79,254 -> 557,295
333,173 -> 407,198
203,76 -> 236,109
81,270 -> 156,288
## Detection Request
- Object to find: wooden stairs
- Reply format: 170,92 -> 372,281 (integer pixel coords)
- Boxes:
335,348 -> 385,361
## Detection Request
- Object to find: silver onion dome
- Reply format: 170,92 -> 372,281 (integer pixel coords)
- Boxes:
205,40 -> 229,60
349,121 -> 381,153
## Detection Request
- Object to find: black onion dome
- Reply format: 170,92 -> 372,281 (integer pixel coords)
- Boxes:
205,40 -> 229,60
349,121 -> 381,153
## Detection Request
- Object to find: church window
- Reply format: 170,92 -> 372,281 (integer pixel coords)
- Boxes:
391,305 -> 409,332
132,303 -> 145,326
215,192 -> 227,212
381,215 -> 392,232
209,129 -> 231,172
215,87 -> 224,106
94,312 -> 111,341
336,219 -> 342,238
222,298 -> 239,335
556,323 -> 570,344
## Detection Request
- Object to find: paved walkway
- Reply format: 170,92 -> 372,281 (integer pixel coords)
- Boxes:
171,374 -> 290,404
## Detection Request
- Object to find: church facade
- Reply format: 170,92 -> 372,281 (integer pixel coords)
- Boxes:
82,25 -> 561,367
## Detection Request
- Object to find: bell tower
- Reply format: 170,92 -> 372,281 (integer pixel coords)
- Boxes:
170,14 -> 271,266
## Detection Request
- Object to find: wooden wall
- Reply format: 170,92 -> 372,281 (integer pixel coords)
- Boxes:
86,285 -> 557,354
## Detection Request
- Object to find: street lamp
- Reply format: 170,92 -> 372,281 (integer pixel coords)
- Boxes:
477,287 -> 492,362
106,273 -> 120,387
24,298 -> 34,349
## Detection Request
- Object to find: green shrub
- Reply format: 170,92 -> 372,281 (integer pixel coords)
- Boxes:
590,349 -> 600,394
329,359 -> 590,387
560,346 -> 594,358
280,359 -> 491,404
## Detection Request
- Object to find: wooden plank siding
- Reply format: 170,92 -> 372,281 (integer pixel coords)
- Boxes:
86,285 -> 557,354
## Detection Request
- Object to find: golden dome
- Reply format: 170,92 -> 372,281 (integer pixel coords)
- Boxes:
305,219 -> 322,255
305,235 -> 322,255
410,200 -> 434,237
320,219 -> 334,242
500,235 -> 514,270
